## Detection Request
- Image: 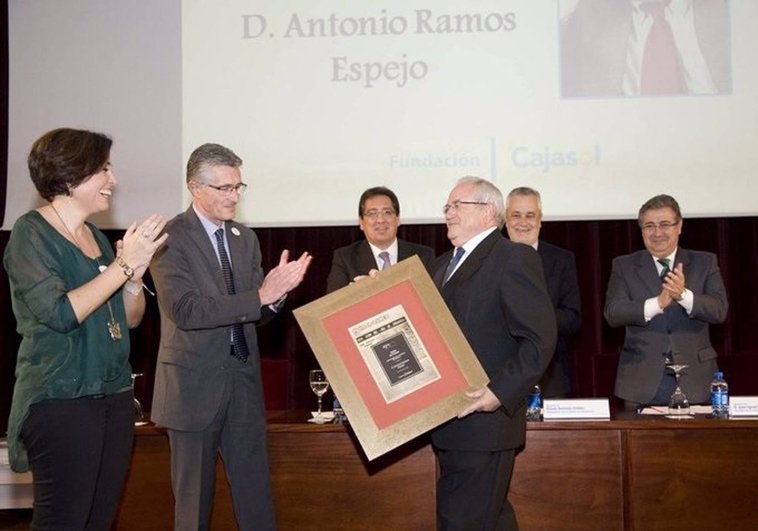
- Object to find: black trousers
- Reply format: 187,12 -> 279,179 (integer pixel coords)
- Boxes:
436,447 -> 518,531
21,391 -> 135,531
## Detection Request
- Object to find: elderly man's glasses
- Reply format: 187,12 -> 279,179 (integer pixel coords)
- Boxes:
640,220 -> 679,233
201,182 -> 248,195
363,208 -> 396,220
442,200 -> 488,215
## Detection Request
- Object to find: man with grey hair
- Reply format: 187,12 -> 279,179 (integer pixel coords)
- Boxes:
431,176 -> 556,530
505,186 -> 582,398
151,143 -> 312,530
605,193 -> 728,409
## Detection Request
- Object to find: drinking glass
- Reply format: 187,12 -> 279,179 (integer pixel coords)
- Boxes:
131,373 -> 147,426
309,369 -> 330,424
666,364 -> 691,417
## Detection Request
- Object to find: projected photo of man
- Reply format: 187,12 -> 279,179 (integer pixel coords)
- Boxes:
559,0 -> 731,97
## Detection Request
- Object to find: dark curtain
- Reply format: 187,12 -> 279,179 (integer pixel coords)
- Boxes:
3,217 -> 758,434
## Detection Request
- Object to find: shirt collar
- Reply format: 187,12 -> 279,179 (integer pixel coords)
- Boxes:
632,0 -> 689,16
459,227 -> 498,255
652,247 -> 678,266
368,239 -> 398,264
193,204 -> 224,240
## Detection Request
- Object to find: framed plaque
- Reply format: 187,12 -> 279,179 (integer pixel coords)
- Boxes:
294,255 -> 488,460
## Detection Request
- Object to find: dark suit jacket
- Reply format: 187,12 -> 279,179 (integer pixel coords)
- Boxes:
561,0 -> 731,97
431,230 -> 556,451
604,248 -> 728,404
325,239 -> 435,294
537,241 -> 582,398
150,206 -> 271,431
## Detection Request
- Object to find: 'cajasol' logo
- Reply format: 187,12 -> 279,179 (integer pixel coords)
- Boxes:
511,145 -> 600,173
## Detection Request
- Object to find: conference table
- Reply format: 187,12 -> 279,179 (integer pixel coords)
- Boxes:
115,410 -> 758,531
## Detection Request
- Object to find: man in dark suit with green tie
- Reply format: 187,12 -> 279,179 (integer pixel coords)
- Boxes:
604,194 -> 728,408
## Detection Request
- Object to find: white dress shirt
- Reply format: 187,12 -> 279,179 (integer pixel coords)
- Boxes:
644,248 -> 694,321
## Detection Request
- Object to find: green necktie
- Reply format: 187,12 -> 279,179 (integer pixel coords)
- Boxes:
657,258 -> 671,282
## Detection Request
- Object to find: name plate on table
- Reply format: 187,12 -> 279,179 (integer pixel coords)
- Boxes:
730,396 -> 758,417
543,399 -> 611,420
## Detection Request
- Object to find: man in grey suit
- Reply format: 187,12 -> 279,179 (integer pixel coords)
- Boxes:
150,143 -> 312,531
505,187 -> 582,398
326,186 -> 434,293
605,194 -> 728,408
431,177 -> 556,531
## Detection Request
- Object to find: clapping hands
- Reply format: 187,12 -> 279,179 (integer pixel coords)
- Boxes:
117,214 -> 169,280
259,250 -> 313,305
658,262 -> 686,309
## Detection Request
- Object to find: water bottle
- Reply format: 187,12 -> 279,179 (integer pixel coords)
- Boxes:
710,371 -> 729,419
332,395 -> 347,424
526,385 -> 542,421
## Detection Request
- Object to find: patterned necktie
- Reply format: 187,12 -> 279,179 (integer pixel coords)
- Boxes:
378,251 -> 392,270
640,1 -> 684,95
214,228 -> 250,361
657,258 -> 671,282
442,247 -> 466,285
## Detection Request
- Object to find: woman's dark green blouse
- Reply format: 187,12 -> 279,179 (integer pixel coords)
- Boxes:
3,211 -> 132,472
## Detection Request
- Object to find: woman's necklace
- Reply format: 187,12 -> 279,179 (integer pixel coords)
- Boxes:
49,203 -> 123,341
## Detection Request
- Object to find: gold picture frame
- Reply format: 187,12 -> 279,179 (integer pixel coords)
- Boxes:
294,255 -> 489,460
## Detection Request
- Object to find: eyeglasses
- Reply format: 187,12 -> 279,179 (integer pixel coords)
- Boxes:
442,200 -> 488,215
363,208 -> 396,220
202,182 -> 248,195
640,220 -> 679,233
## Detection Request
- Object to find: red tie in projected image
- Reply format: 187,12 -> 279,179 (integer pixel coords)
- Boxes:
640,1 -> 685,95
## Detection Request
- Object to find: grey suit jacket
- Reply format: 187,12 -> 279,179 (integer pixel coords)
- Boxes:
604,248 -> 728,404
150,206 -> 270,431
325,239 -> 435,294
431,230 -> 556,451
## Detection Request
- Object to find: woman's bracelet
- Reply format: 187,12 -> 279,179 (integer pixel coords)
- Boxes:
123,281 -> 143,297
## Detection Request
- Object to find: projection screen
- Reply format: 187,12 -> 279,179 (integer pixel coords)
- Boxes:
6,0 -> 758,229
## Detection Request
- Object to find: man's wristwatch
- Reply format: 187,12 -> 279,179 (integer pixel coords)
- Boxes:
115,257 -> 134,279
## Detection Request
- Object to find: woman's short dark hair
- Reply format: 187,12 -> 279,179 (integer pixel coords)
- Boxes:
28,128 -> 113,202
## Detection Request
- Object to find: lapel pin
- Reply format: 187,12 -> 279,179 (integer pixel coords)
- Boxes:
231,227 -> 241,237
